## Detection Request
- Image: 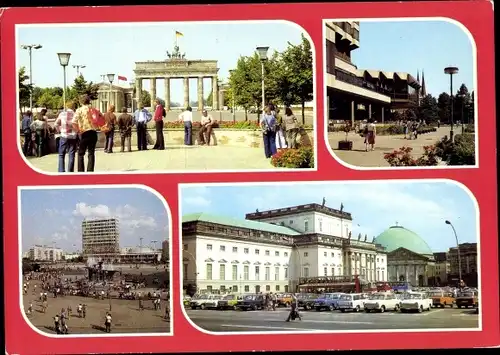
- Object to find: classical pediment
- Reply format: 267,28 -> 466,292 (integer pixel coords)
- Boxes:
274,263 -> 281,266
264,262 -> 272,266
218,259 -> 228,263
204,258 -> 215,262
323,263 -> 328,266
330,263 -> 336,266
231,260 -> 240,264
283,263 -> 289,266
303,262 -> 310,266
242,260 -> 250,265
388,247 -> 430,262
254,261 -> 261,265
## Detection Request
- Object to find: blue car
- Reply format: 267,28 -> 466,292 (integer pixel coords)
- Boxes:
314,293 -> 344,311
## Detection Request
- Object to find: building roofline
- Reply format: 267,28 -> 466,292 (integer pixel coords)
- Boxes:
245,203 -> 353,221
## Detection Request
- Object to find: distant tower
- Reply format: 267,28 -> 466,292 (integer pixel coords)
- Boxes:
416,70 -> 421,106
421,70 -> 427,97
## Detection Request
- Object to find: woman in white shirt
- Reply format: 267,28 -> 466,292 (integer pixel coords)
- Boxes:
178,106 -> 193,145
364,118 -> 376,151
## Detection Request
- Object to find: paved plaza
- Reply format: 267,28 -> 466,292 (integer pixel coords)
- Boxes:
186,307 -> 479,332
27,144 -> 275,172
328,126 -> 452,167
23,291 -> 170,334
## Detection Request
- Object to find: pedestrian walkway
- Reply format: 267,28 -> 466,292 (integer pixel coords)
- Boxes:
327,127 -> 451,167
26,145 -> 275,172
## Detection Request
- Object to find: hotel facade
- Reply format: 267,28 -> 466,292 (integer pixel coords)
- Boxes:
182,203 -> 388,294
325,21 -> 424,124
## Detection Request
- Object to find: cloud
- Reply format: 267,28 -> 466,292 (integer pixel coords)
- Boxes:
72,202 -> 158,230
182,186 -> 212,207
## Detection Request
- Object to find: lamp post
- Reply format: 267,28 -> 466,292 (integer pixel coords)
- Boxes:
21,44 -> 42,111
72,64 -> 86,76
256,46 -> 269,111
444,66 -> 459,143
57,53 -> 71,111
445,220 -> 462,285
107,73 -> 115,107
229,69 -> 236,123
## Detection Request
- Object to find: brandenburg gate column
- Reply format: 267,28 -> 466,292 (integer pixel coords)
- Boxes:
136,79 -> 143,107
197,77 -> 204,111
150,78 -> 157,105
212,76 -> 219,110
183,77 -> 190,108
164,78 -> 171,111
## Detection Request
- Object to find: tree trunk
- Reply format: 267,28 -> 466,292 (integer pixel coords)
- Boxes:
301,101 -> 306,125
244,108 -> 248,121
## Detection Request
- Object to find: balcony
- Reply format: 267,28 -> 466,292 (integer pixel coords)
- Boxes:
335,52 -> 352,64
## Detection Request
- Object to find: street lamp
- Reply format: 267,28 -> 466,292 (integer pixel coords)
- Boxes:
256,46 -> 269,111
107,73 -> 115,107
229,69 -> 236,123
445,220 -> 462,285
57,53 -> 71,111
72,64 -> 86,76
444,66 -> 459,143
21,44 -> 42,110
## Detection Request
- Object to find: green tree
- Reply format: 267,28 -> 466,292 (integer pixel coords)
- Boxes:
140,90 -> 151,107
453,83 -> 471,125
417,94 -> 439,123
71,75 -> 99,104
18,66 -> 32,113
274,34 -> 313,123
437,92 -> 451,123
36,87 -> 63,110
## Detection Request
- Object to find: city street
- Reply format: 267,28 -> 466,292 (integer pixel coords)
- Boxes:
185,308 -> 479,332
23,293 -> 170,334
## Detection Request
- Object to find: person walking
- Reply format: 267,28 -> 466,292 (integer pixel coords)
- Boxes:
259,105 -> 277,158
283,107 -> 299,149
30,113 -> 48,157
55,101 -> 78,172
134,106 -> 151,151
72,95 -> 100,172
179,106 -> 193,145
103,104 -> 117,153
104,312 -> 112,333
285,294 -> 301,322
21,110 -> 33,156
364,118 -> 376,151
117,107 -> 134,152
152,99 -> 166,150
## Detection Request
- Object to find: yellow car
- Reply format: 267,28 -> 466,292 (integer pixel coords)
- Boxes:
216,294 -> 240,310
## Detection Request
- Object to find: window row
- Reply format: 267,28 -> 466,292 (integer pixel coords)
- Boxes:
202,244 -> 290,257
205,284 -> 290,293
205,264 -> 289,281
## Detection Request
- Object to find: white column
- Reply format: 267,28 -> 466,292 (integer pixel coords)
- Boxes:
150,78 -> 157,106
381,107 -> 385,124
212,76 -> 219,110
197,77 -> 204,111
351,100 -> 355,126
164,78 -> 171,111
183,77 -> 190,108
136,79 -> 143,107
368,104 -> 372,119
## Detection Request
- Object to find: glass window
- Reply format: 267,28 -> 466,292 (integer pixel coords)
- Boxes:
183,244 -> 188,250
255,266 -> 260,280
284,268 -> 288,279
232,265 -> 237,280
304,267 -> 309,277
304,252 -> 308,257
284,285 -> 289,293
265,250 -> 270,256
266,285 -> 271,291
276,285 -> 280,291
324,252 -> 327,257
284,252 -> 288,257
324,267 -> 327,276
255,249 -> 260,255
207,244 -> 212,251
275,251 -> 279,256
265,267 -> 270,280
220,264 -> 226,280
244,265 -> 249,280
332,268 -> 335,276
220,245 -> 225,252
304,220 -> 309,232
206,286 -> 212,292
244,248 -> 249,254
206,264 -> 212,280
232,285 -> 238,292
319,219 -> 323,232
232,247 -> 237,253
244,285 -> 249,292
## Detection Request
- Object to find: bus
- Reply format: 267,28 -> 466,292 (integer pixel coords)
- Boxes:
297,276 -> 374,294
387,281 -> 412,292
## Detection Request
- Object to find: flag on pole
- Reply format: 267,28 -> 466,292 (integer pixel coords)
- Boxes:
175,31 -> 184,37
117,75 -> 127,82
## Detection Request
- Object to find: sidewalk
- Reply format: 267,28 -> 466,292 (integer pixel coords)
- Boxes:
27,145 -> 275,172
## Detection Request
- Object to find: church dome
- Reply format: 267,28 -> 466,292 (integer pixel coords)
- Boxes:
374,225 -> 433,256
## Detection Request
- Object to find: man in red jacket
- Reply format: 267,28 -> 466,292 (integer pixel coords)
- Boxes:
152,99 -> 165,150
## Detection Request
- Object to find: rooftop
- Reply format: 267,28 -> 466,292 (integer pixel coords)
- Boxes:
245,203 -> 353,221
182,212 -> 300,236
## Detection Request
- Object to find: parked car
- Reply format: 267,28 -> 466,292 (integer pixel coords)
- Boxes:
298,293 -> 319,310
190,294 -> 222,310
236,294 -> 266,311
276,293 -> 294,307
314,293 -> 344,311
429,289 -> 455,308
217,294 -> 241,310
455,290 -> 479,309
337,293 -> 367,312
364,292 -> 400,313
183,295 -> 192,307
400,292 -> 432,313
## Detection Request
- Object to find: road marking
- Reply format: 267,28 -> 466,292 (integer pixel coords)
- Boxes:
221,324 -> 330,331
418,309 -> 445,317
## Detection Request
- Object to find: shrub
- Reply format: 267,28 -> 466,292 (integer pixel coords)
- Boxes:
434,133 -> 475,165
375,125 -> 405,136
384,146 -> 439,166
464,124 -> 475,133
161,120 -> 260,130
271,147 -> 314,169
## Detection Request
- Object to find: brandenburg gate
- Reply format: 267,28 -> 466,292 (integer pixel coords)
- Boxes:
133,45 -> 219,111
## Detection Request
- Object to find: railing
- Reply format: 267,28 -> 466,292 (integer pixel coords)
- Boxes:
334,52 -> 353,64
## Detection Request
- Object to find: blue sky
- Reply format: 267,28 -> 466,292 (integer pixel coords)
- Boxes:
20,187 -> 170,253
352,20 -> 474,97
17,22 -> 305,104
181,181 -> 478,253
